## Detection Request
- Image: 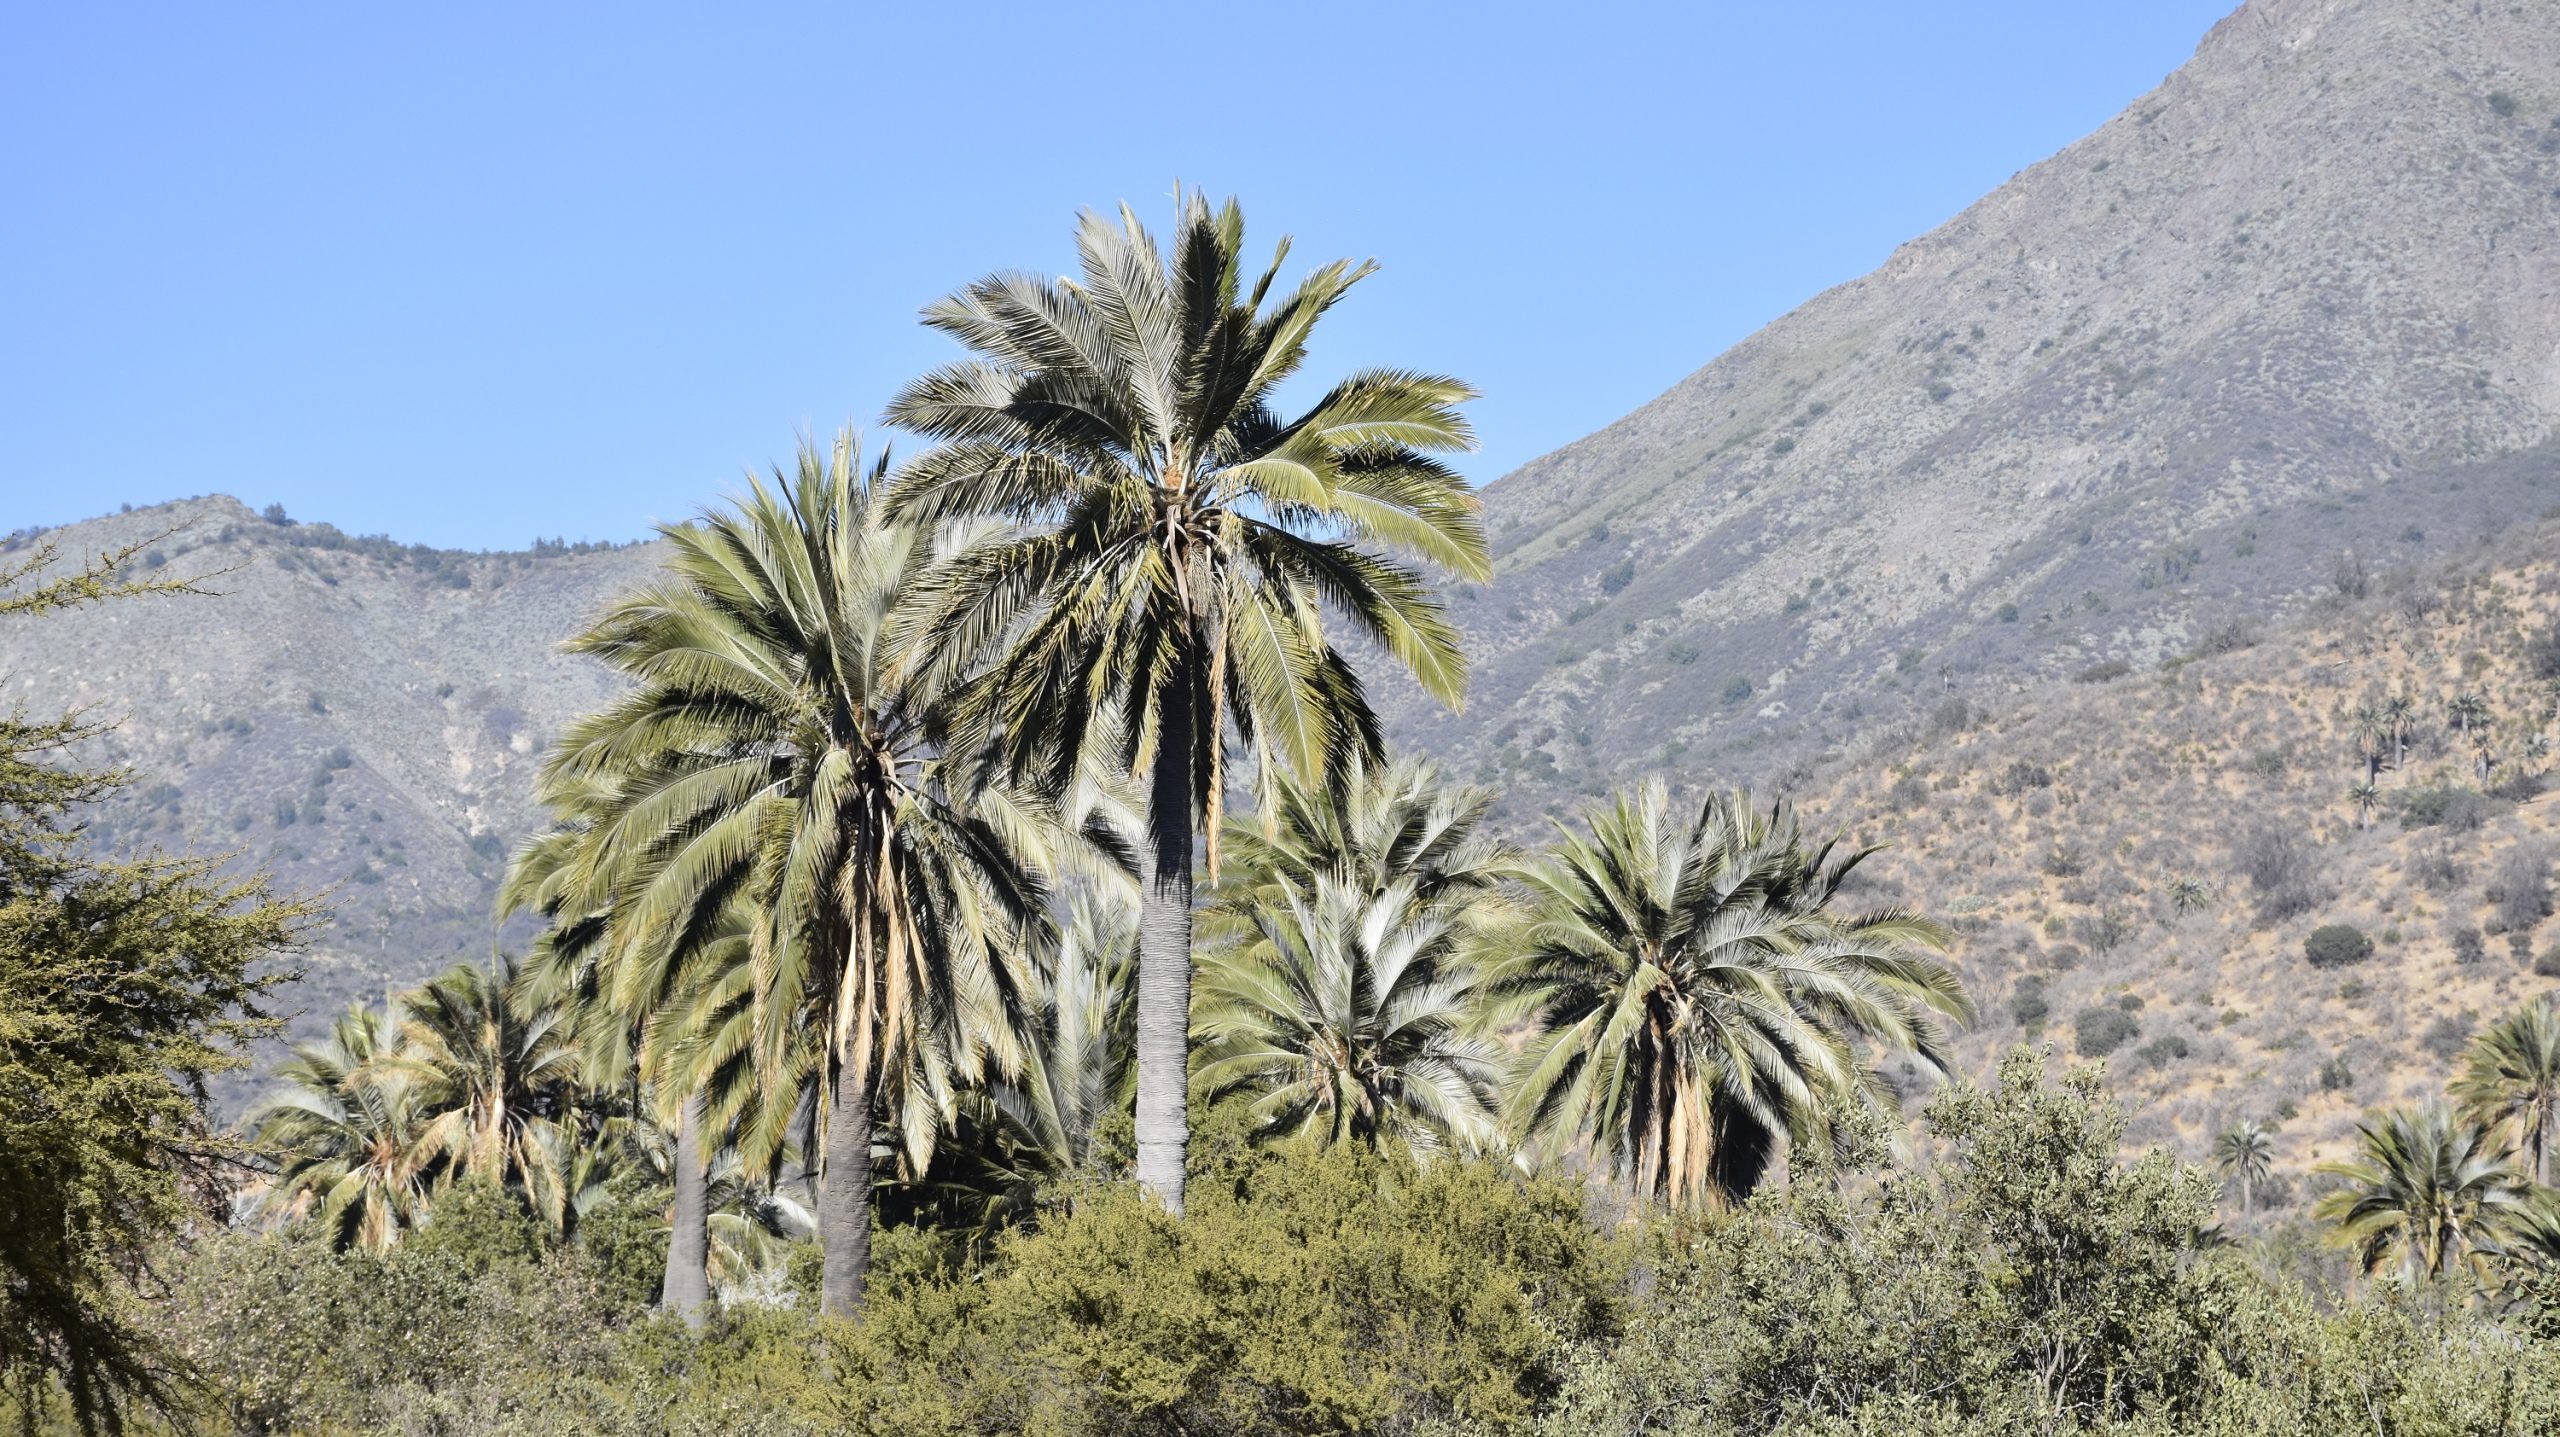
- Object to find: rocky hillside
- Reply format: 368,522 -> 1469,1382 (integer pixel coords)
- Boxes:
0,498 -> 664,1048
1405,0 -> 2560,816
1788,511 -> 2560,1209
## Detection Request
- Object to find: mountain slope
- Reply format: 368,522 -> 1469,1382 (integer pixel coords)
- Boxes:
1411,0 -> 2560,808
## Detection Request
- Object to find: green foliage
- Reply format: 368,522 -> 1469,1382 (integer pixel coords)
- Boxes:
0,540 -> 309,1434
2303,922 -> 2375,969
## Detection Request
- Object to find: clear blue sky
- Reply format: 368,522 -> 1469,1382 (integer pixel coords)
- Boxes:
2,1 -> 2237,551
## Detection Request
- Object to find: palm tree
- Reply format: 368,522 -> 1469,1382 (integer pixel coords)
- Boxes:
1204,754 -> 1511,953
2453,995 -> 2560,1186
884,193 -> 1488,1212
1486,784 -> 1968,1209
2348,703 -> 2388,784
2349,781 -> 2381,831
535,432 -> 1042,1316
252,1003 -> 441,1252
2449,690 -> 2490,739
1193,877 -> 1503,1155
2314,1104 -> 2525,1283
2472,725 -> 2497,782
2382,692 -> 2418,771
393,956 -> 590,1232
2166,876 -> 2213,915
2213,1120 -> 2275,1216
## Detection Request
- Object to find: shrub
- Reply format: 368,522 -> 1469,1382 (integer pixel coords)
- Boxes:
2073,1005 -> 2140,1058
2237,825 -> 2323,923
2419,1011 -> 2477,1062
2074,908 -> 2135,954
1721,674 -> 1755,705
2009,975 -> 2049,1029
1995,602 -> 2019,623
2303,923 -> 2375,970
2041,846 -> 2086,879
1598,560 -> 1636,595
2537,944 -> 2560,978
2318,1052 -> 2354,1091
1991,759 -> 2053,796
2074,659 -> 2132,684
2527,618 -> 2560,681
2395,786 -> 2494,832
2129,1035 -> 2190,1070
2450,926 -> 2488,966
2492,844 -> 2553,934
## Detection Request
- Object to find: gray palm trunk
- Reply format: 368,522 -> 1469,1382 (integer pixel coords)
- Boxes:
1133,654 -> 1198,1216
819,1053 -> 874,1317
661,1093 -> 711,1329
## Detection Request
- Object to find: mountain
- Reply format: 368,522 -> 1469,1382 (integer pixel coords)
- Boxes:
1403,0 -> 2560,807
0,499 -> 666,1050
7,0 -> 2560,1152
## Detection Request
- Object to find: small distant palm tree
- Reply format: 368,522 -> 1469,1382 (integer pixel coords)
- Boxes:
2453,994 -> 2560,1186
2349,781 -> 2381,831
1487,784 -> 1967,1209
253,1004 -> 441,1252
2473,725 -> 2497,782
2448,690 -> 2490,739
1192,877 -> 1503,1155
2166,876 -> 2213,915
885,193 -> 1488,1213
2213,1119 -> 2275,1216
2314,1104 -> 2525,1283
393,956 -> 589,1232
2382,692 -> 2419,770
2348,703 -> 2388,783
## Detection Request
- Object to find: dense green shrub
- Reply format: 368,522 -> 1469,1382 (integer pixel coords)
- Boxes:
2303,923 -> 2375,970
2008,975 -> 2049,1029
2073,1005 -> 2140,1058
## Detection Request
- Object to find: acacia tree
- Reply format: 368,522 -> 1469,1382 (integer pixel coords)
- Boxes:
535,433 -> 1041,1315
885,194 -> 1487,1212
1488,784 -> 1967,1209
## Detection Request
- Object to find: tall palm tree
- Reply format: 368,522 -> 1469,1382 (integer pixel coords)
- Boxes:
393,956 -> 589,1232
2349,781 -> 2381,831
2453,995 -> 2560,1186
2314,1104 -> 2525,1283
884,193 -> 1488,1212
2213,1120 -> 2275,1217
2348,703 -> 2388,784
2448,690 -> 2490,739
535,432 -> 1042,1316
1193,877 -> 1503,1155
2472,725 -> 2497,782
1486,784 -> 1968,1209
252,1003 -> 441,1252
2382,692 -> 2419,771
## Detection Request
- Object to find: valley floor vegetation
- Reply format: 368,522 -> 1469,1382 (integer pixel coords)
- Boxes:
9,196 -> 2560,1435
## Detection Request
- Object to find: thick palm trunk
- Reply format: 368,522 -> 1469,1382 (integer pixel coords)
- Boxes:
819,1055 -> 874,1317
661,1093 -> 711,1330
1134,654 -> 1198,1215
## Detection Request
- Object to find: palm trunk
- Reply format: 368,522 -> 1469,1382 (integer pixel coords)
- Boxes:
1134,649 -> 1198,1215
661,1093 -> 711,1330
819,1053 -> 874,1317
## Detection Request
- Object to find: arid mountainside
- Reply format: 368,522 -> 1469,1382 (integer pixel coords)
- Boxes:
1410,0 -> 2560,813
0,499 -> 665,1045
1789,512 -> 2560,1204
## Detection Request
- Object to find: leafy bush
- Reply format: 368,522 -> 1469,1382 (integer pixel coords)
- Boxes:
2074,659 -> 2132,684
1721,675 -> 1755,705
2318,1053 -> 2354,1091
2491,844 -> 2553,934
2450,926 -> 2487,966
2073,1005 -> 2140,1058
2303,924 -> 2374,970
2395,786 -> 2495,832
2008,975 -> 2049,1029
2237,825 -> 2323,923
1991,759 -> 2054,796
2419,1011 -> 2477,1062
1598,560 -> 1636,595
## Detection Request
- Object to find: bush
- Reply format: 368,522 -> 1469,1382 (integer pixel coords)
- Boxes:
2419,1011 -> 2477,1062
2396,786 -> 2494,832
1598,560 -> 1636,595
2237,826 -> 2323,923
2008,975 -> 2049,1029
2450,926 -> 2488,966
1721,675 -> 1755,705
2128,1035 -> 2190,1070
2537,943 -> 2560,978
2074,659 -> 2132,684
2303,924 -> 2375,970
2318,1053 -> 2355,1091
2073,1005 -> 2140,1058
2492,844 -> 2553,934
1991,759 -> 2053,796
